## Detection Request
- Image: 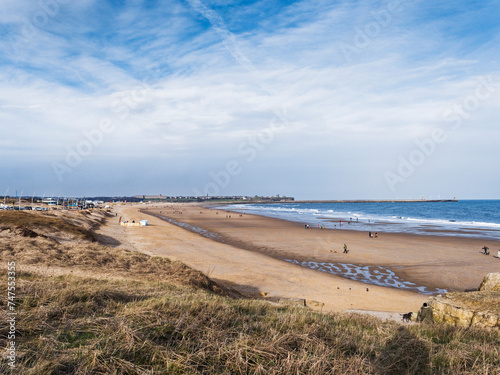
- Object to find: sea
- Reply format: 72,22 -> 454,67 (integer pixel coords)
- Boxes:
219,200 -> 500,240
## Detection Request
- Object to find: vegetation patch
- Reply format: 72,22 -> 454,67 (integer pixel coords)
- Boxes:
1,271 -> 499,374
0,211 -> 499,374
0,211 -> 94,241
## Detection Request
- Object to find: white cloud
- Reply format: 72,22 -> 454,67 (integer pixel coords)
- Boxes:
1,0 -> 499,197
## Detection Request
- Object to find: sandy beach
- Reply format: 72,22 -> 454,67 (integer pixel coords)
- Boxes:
103,203 -> 500,315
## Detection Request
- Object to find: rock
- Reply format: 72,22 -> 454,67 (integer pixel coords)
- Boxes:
306,300 -> 325,308
429,292 -> 500,328
471,311 -> 500,327
429,298 -> 475,327
478,272 -> 500,291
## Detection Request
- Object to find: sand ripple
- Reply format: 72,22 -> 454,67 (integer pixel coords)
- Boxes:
285,259 -> 447,295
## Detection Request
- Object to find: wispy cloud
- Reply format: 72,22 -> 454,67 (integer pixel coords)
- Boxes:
1,0 -> 499,197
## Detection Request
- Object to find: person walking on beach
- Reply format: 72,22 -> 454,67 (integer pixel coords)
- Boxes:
482,245 -> 489,255
343,244 -> 348,253
417,302 -> 434,323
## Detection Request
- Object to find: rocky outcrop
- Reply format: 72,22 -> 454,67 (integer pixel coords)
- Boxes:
478,272 -> 500,291
427,273 -> 500,328
428,295 -> 499,328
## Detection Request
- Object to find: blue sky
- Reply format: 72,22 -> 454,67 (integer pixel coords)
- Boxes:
1,0 -> 499,199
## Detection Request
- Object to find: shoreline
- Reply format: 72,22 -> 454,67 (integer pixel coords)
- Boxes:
200,202 -> 500,248
141,203 -> 500,294
209,202 -> 500,241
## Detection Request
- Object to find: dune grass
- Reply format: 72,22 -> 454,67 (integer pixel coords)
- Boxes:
0,210 -> 95,241
2,270 -> 499,374
1,212 -> 499,374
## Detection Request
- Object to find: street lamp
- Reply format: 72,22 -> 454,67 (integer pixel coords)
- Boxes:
18,190 -> 24,210
3,187 -> 9,206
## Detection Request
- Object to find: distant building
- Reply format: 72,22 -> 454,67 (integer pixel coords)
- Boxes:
42,198 -> 57,206
134,194 -> 294,202
136,194 -> 167,201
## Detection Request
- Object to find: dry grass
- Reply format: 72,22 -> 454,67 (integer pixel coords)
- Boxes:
0,211 -> 499,374
0,237 -> 223,296
0,210 -> 95,241
1,271 -> 499,375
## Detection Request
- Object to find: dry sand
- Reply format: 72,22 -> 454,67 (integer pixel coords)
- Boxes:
99,203 -> 500,316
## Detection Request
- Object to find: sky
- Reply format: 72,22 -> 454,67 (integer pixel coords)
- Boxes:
0,0 -> 499,199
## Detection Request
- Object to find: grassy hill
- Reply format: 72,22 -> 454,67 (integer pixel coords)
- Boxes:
1,210 -> 499,374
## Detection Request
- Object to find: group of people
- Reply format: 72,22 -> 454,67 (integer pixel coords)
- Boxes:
304,224 -> 327,229
368,231 -> 378,238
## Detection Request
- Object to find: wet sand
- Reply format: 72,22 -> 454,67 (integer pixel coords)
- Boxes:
143,203 -> 500,293
106,203 -> 500,314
